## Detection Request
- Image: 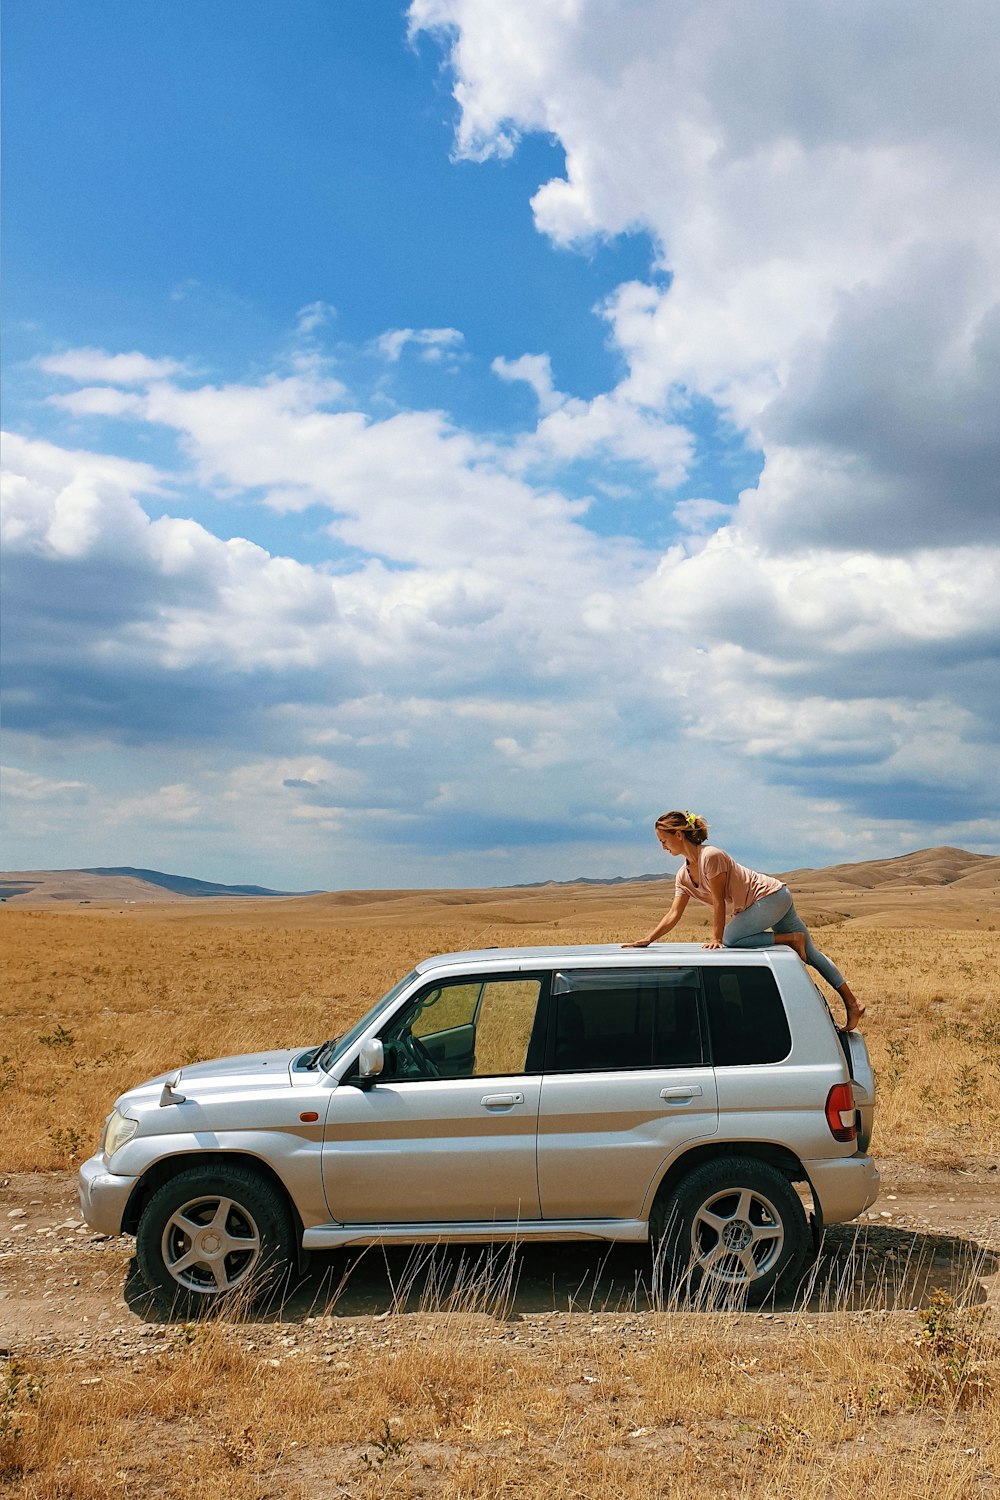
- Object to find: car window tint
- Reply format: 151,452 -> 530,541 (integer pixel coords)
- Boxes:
704,967 -> 791,1064
550,970 -> 704,1072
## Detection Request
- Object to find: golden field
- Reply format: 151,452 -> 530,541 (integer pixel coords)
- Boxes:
1,866 -> 999,1170
2,854 -> 999,1500
3,1299 -> 998,1499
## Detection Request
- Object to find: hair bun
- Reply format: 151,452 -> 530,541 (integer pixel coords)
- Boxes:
655,809 -> 710,844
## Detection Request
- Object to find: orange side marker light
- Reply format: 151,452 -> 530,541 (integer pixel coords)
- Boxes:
300,1111 -> 320,1123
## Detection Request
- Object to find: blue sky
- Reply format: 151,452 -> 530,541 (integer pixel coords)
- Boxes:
3,0 -> 998,889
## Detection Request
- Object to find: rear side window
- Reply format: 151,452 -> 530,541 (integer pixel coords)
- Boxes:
548,968 -> 705,1072
704,967 -> 791,1065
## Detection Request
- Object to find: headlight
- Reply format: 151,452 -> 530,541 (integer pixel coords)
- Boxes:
103,1110 -> 139,1160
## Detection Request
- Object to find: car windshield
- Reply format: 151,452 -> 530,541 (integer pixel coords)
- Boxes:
317,970 -> 419,1073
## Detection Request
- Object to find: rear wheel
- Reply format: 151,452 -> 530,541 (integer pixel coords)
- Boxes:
136,1165 -> 294,1313
651,1157 -> 809,1306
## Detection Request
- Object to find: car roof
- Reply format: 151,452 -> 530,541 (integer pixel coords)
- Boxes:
413,943 -> 796,974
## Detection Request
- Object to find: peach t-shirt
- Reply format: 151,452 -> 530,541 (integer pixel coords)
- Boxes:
674,845 -> 783,917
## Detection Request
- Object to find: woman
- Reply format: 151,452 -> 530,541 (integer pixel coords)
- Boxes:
626,810 -> 866,1031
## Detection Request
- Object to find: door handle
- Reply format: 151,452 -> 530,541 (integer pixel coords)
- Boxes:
481,1093 -> 523,1108
660,1085 -> 703,1101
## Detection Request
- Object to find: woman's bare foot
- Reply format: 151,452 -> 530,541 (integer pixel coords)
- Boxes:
837,983 -> 866,1031
775,930 -> 807,962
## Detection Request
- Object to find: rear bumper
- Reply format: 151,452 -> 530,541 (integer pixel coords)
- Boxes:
802,1155 -> 880,1226
78,1153 -> 136,1237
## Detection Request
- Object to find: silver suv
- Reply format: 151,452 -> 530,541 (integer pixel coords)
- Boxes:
79,944 -> 878,1308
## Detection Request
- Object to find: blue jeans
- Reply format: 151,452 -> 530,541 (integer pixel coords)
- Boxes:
722,886 -> 846,989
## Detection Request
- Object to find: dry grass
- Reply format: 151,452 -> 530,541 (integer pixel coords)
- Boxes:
3,1294 -> 998,1499
2,897 -> 998,1499
1,904 -> 998,1170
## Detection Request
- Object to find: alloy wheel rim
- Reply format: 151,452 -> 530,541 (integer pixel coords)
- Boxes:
689,1186 -> 785,1285
161,1194 -> 262,1294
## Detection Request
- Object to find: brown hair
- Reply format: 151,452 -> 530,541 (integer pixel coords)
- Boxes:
655,809 -> 709,845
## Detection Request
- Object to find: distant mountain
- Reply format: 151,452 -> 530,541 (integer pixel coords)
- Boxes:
0,866 -> 322,904
778,846 -> 997,890
513,872 -> 669,888
518,845 -> 997,892
80,866 -> 323,898
2,846 -> 995,909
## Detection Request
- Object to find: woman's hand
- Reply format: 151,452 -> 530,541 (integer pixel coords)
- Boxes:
623,938 -> 652,948
702,937 -> 723,949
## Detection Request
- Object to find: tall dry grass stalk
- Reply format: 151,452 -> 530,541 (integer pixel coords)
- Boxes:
1,907 -> 998,1169
2,1253 -> 998,1498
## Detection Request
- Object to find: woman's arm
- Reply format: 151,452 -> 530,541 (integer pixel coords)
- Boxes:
702,869 -> 728,948
624,891 -> 690,947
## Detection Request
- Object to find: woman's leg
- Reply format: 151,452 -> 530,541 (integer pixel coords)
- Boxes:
722,888 -> 795,948
772,901 -> 866,1029
771,903 -> 844,986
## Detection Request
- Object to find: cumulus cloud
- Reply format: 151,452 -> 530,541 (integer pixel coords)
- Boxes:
6,294 -> 998,881
412,0 -> 1000,551
7,5 -> 998,881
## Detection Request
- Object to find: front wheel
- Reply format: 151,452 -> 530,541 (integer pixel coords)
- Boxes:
136,1165 -> 294,1313
651,1157 -> 809,1306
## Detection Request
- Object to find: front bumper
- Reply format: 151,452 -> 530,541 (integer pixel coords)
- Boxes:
78,1153 -> 137,1237
803,1154 -> 880,1226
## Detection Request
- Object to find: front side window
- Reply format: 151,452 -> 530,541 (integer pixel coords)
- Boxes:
548,968 -> 705,1072
381,976 -> 543,1080
703,967 -> 791,1065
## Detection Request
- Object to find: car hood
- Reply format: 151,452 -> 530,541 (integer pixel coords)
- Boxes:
117,1048 -> 310,1110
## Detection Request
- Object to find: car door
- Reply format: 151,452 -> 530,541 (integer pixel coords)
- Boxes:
322,973 -> 545,1224
536,967 -> 719,1221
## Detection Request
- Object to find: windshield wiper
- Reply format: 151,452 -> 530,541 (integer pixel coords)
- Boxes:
312,1035 -> 342,1070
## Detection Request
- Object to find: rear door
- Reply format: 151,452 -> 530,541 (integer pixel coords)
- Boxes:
536,967 -> 719,1221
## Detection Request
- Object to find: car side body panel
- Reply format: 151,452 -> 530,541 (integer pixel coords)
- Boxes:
537,1066 -> 719,1219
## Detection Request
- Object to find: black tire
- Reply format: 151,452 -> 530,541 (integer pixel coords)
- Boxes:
650,1157 -> 809,1307
136,1165 -> 294,1314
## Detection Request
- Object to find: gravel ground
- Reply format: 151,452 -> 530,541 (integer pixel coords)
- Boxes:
2,1159 -> 998,1362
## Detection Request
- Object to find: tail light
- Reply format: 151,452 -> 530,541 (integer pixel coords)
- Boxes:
825,1082 -> 857,1143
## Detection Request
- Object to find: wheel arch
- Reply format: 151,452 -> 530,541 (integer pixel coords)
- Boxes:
648,1140 -> 809,1221
122,1151 -> 306,1266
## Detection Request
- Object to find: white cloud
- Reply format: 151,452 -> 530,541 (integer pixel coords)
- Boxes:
412,0 -> 1000,550
49,387 -> 146,418
112,782 -> 202,826
636,530 -> 1000,657
1,432 -> 164,558
376,326 -> 465,363
41,348 -> 185,384
523,389 -> 693,487
1,766 -> 89,803
673,497 -> 733,534
10,333 -> 998,860
295,300 -> 337,336
492,353 -> 563,414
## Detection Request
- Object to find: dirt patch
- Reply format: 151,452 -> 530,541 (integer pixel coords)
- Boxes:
3,1167 -> 998,1500
3,1160 -> 998,1353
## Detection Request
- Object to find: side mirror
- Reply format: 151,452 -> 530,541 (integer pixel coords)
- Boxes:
357,1038 -> 384,1079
